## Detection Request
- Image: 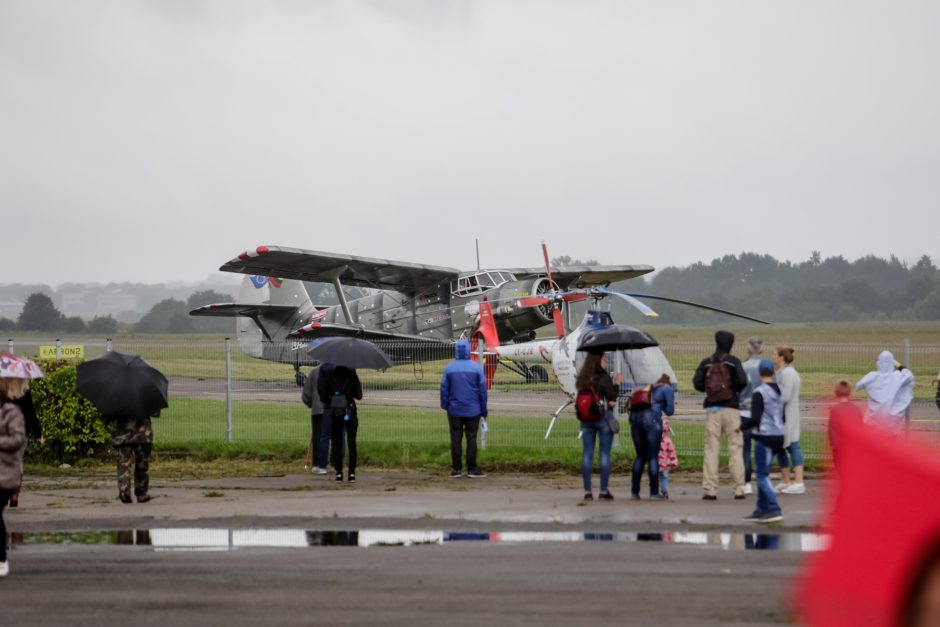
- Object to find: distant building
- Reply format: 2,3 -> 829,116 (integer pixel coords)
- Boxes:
0,299 -> 23,319
96,291 -> 138,315
61,291 -> 94,315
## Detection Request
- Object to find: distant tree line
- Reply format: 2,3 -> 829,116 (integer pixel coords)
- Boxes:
5,253 -> 938,333
4,290 -> 237,334
612,252 -> 940,324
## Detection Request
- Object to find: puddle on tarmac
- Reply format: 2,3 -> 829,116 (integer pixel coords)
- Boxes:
9,529 -> 830,552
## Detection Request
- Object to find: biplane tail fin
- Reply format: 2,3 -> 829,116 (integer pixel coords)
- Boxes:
189,276 -> 316,353
470,298 -> 500,390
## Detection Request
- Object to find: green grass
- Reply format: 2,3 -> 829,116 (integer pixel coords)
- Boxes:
152,397 -> 832,471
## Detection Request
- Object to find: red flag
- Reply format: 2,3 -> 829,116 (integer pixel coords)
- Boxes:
797,418 -> 940,626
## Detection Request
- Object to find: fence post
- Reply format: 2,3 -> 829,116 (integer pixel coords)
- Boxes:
106,338 -> 113,352
476,341 -> 486,450
6,339 -> 12,354
903,337 -> 911,436
225,337 -> 233,443
55,338 -> 62,359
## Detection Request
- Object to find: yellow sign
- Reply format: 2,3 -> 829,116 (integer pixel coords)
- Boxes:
39,345 -> 85,360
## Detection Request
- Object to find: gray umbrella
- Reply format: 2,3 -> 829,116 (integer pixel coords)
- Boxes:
307,337 -> 394,369
576,325 -> 659,353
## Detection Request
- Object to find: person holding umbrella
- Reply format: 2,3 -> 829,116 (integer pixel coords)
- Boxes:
76,352 -> 168,503
317,364 -> 362,483
0,352 -> 43,577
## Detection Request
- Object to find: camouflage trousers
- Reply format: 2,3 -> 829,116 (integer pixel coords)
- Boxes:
116,444 -> 152,498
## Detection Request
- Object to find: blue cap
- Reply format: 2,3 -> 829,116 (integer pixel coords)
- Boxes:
758,359 -> 775,376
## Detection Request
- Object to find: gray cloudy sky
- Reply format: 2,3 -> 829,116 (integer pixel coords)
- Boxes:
2,0 -> 937,286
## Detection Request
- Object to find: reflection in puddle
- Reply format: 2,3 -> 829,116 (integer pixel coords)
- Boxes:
10,529 -> 830,552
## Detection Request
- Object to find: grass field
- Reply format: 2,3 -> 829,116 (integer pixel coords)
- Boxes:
10,323 -> 939,399
153,397 -> 832,472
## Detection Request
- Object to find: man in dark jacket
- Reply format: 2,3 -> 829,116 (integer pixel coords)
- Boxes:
692,330 -> 748,500
440,339 -> 488,478
318,365 -> 361,483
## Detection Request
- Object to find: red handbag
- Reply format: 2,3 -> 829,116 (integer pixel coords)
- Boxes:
629,386 -> 652,411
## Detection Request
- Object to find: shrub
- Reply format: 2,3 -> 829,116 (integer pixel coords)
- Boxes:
29,359 -> 111,463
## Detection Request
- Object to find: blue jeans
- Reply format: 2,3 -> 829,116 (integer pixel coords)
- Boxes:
581,413 -> 614,493
742,428 -> 753,483
776,441 -> 804,468
754,440 -> 782,515
660,469 -> 669,495
629,410 -> 663,497
318,411 -> 344,470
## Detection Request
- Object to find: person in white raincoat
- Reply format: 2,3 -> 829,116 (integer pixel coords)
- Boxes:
855,350 -> 915,435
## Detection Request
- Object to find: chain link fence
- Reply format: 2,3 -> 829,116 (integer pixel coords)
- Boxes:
7,336 -> 940,461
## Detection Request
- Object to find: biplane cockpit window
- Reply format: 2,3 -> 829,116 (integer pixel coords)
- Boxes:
451,271 -> 505,297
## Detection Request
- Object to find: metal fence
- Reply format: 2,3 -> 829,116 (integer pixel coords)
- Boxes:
7,336 -> 940,461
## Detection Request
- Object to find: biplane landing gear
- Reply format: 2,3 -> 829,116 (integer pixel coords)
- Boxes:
526,365 -> 549,383
294,364 -> 306,387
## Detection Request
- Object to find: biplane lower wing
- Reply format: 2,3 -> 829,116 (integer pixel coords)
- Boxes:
290,321 -> 455,363
189,303 -> 298,318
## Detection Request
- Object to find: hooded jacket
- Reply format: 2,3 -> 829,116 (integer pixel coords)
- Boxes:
856,351 -> 915,428
0,402 -> 26,490
692,331 -> 748,409
440,339 -> 488,419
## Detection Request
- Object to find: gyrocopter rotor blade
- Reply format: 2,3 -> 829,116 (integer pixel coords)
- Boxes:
617,292 -> 771,324
607,291 -> 659,318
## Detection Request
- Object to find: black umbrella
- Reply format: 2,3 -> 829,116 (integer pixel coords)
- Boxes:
76,351 -> 169,420
576,325 -> 659,353
307,337 -> 394,369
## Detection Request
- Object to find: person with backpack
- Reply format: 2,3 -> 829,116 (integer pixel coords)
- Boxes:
692,330 -> 749,500
575,352 -> 621,502
628,373 -> 674,500
318,364 -> 362,483
739,359 -> 786,523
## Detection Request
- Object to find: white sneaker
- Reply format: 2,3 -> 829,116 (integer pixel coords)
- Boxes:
0,561 -> 9,577
313,467 -> 328,475
743,483 -> 753,495
774,482 -> 788,493
781,483 -> 805,495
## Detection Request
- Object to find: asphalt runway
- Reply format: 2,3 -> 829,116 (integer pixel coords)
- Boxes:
4,472 -> 822,626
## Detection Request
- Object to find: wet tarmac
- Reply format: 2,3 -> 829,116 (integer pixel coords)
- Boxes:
3,472 -> 821,626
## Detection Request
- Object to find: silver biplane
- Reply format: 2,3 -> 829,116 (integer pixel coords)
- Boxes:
191,244 -> 767,384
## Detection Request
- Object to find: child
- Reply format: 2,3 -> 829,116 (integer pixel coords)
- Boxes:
658,415 -> 679,498
739,359 -> 786,524
828,379 -> 862,473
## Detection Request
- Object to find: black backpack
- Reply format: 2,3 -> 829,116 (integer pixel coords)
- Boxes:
704,355 -> 735,404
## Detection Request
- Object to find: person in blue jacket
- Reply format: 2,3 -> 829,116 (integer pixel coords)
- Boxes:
440,339 -> 488,478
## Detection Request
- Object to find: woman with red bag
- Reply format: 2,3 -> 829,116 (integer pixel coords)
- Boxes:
629,373 -> 675,500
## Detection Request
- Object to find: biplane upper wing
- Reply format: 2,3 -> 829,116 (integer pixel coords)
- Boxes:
221,246 -> 461,295
501,265 -> 655,289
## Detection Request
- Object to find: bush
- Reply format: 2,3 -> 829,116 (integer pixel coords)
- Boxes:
29,359 -> 111,463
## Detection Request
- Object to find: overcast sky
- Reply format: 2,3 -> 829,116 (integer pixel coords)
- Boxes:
2,0 -> 937,286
